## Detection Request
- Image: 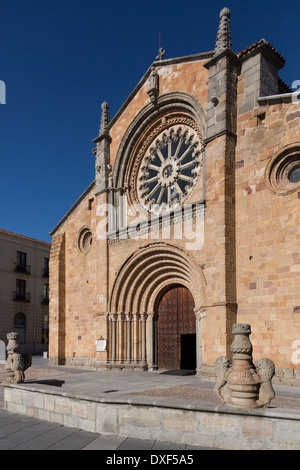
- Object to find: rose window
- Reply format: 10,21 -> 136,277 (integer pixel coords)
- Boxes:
266,145 -> 300,195
137,125 -> 202,213
78,227 -> 93,253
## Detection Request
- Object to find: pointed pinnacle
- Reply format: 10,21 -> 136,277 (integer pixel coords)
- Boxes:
215,7 -> 232,54
99,101 -> 110,135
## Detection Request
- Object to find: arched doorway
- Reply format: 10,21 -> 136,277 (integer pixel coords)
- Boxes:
108,242 -> 205,371
157,286 -> 196,371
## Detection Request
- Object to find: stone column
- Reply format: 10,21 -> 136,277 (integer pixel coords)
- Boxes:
153,313 -> 158,369
140,313 -> 148,367
147,313 -> 156,370
117,313 -> 125,364
110,314 -> 117,363
195,308 -> 206,374
125,313 -> 132,364
132,313 -> 140,365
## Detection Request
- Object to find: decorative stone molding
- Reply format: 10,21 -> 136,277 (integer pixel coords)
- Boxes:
107,200 -> 205,244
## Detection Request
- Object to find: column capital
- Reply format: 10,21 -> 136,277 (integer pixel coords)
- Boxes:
146,311 -> 155,316
194,308 -> 207,320
109,313 -> 118,322
140,313 -> 148,321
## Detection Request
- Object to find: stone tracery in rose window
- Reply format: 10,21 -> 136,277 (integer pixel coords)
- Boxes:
136,124 -> 202,214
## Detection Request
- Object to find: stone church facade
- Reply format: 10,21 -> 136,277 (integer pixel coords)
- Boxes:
49,8 -> 300,385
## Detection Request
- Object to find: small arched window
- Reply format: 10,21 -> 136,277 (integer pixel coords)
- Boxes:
78,227 -> 93,253
266,145 -> 300,195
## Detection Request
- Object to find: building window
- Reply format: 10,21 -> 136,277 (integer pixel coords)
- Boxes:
15,251 -> 30,274
42,284 -> 49,304
17,251 -> 26,268
88,198 -> 94,210
43,258 -> 49,277
267,145 -> 300,195
14,312 -> 26,344
14,279 -> 30,302
288,164 -> 300,183
78,227 -> 93,253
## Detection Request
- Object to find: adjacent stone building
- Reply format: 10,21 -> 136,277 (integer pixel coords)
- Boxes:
49,8 -> 300,385
0,228 -> 51,355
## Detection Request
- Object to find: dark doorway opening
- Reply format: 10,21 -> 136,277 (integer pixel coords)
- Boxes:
180,334 -> 196,370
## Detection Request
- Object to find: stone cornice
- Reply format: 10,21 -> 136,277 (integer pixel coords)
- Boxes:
0,229 -> 51,247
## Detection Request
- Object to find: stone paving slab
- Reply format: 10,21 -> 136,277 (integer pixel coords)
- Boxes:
82,433 -> 127,451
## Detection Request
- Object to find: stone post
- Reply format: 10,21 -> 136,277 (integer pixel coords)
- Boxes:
4,332 -> 32,384
226,323 -> 260,408
214,323 -> 276,408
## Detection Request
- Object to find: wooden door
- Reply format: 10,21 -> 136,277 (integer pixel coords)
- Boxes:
157,286 -> 195,370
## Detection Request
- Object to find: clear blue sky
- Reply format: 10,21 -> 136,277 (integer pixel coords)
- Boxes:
0,0 -> 299,243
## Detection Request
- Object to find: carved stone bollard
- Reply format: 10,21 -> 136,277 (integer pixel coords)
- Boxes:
3,332 -> 32,384
213,323 -> 275,408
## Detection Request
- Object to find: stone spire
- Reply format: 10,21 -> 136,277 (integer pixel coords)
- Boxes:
215,7 -> 232,54
99,101 -> 110,135
95,101 -> 111,195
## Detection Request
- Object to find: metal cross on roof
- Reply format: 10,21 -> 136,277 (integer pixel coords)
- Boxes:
156,47 -> 166,61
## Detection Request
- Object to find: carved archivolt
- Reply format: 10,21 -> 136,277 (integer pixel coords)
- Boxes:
109,242 -> 206,315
